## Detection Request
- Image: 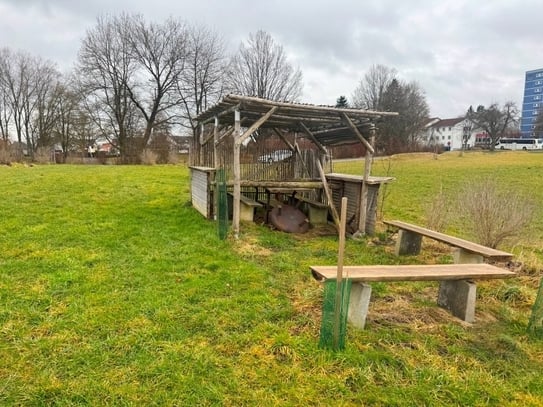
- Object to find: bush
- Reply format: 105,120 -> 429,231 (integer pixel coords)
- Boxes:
140,149 -> 158,165
0,146 -> 13,165
424,186 -> 450,232
455,178 -> 535,249
33,147 -> 53,164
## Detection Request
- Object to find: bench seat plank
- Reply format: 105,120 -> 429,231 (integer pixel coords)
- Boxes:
383,220 -> 513,260
311,263 -> 515,282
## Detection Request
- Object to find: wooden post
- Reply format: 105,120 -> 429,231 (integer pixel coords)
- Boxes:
213,117 -> 219,220
213,117 -> 219,168
199,123 -> 205,166
357,124 -> 376,235
316,158 -> 340,227
333,197 -> 348,348
233,110 -> 241,239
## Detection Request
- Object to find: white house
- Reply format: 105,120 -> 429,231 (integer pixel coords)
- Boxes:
422,117 -> 475,150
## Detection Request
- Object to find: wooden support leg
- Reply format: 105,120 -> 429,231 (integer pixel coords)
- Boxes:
395,229 -> 422,256
437,280 -> 476,323
348,283 -> 372,329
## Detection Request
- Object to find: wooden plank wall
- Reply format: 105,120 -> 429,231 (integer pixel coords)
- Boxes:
190,167 -> 214,218
329,179 -> 380,234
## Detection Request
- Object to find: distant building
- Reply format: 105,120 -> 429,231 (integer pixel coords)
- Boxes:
521,68 -> 543,138
422,117 -> 475,150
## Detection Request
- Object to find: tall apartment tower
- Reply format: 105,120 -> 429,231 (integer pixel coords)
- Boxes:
521,68 -> 543,138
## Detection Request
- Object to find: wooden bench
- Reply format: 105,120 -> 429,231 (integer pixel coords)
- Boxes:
383,220 -> 513,264
296,196 -> 329,225
311,264 -> 516,329
227,192 -> 263,222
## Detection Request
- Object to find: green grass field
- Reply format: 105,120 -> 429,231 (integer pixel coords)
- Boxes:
1,152 -> 542,406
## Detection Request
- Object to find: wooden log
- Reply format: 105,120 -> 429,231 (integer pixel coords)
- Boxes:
233,110 -> 241,238
299,121 -> 328,154
342,113 -> 375,154
358,125 -> 376,234
237,106 -> 278,145
316,159 -> 340,227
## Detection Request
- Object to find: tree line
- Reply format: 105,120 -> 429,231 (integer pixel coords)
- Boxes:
0,15 -> 312,163
1,13 -> 521,162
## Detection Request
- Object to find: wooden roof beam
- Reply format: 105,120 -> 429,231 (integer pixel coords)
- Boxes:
235,106 -> 278,146
199,103 -> 241,125
298,121 -> 328,155
342,112 -> 375,155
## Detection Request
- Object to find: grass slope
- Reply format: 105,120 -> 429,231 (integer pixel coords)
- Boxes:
0,153 -> 542,406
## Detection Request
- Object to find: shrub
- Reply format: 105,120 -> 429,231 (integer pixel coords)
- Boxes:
424,186 -> 450,232
33,147 -> 53,164
455,178 -> 535,249
0,145 -> 13,165
167,150 -> 180,164
140,148 -> 158,165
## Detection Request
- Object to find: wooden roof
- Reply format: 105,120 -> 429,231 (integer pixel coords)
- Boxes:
195,94 -> 398,147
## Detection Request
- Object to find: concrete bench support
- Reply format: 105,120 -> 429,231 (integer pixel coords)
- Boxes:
453,248 -> 483,264
348,283 -> 372,329
346,280 -> 476,328
395,229 -> 423,256
438,280 -> 476,323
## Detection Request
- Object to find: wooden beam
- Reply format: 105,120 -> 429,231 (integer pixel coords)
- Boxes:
233,109 -> 241,238
357,125 -> 375,235
213,117 -> 219,169
225,94 -> 398,118
316,159 -> 340,228
342,113 -> 375,155
272,128 -> 295,151
199,103 -> 241,125
273,128 -> 312,178
298,121 -> 327,154
236,106 -> 278,146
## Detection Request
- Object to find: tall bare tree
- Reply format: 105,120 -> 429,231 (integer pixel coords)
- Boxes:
77,15 -> 137,160
352,65 -> 430,154
52,79 -> 85,161
178,24 -> 226,135
352,64 -> 396,110
225,30 -> 303,102
466,102 -> 519,151
0,74 -> 12,142
0,48 -> 60,158
124,15 -> 188,148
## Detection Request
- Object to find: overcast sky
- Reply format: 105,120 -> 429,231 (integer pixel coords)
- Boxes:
0,0 -> 541,118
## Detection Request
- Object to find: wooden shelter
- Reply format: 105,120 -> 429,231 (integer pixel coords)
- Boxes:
191,94 -> 397,237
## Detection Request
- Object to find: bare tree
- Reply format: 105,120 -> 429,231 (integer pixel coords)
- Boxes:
352,65 -> 429,154
466,102 -> 519,151
0,48 -> 60,159
0,52 -> 12,142
51,78 -> 85,161
225,30 -> 303,102
177,24 -> 226,135
77,15 -> 137,161
32,65 -> 62,150
352,64 -> 396,110
124,15 -> 188,148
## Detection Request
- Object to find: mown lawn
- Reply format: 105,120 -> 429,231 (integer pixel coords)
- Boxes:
1,152 -> 542,406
